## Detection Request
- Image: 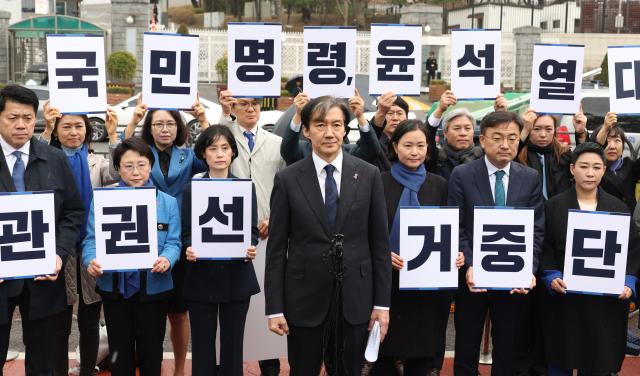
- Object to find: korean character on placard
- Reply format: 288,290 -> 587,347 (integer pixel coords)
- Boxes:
0,210 -> 50,261
538,59 -> 577,100
200,196 -> 244,243
101,205 -> 150,254
614,61 -> 640,100
235,39 -> 275,82
457,44 -> 495,85
480,224 -> 526,272
376,39 -> 414,82
308,42 -> 351,85
406,225 -> 452,272
149,50 -> 191,95
571,229 -> 621,278
55,51 -> 99,97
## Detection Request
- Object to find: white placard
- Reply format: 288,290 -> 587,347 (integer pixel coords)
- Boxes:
46,35 -> 107,114
227,22 -> 282,98
472,207 -> 534,289
93,187 -> 158,271
530,44 -> 584,115
191,179 -> 252,259
563,210 -> 629,295
608,46 -> 640,114
142,32 -> 199,110
399,207 -> 459,290
369,24 -> 422,96
0,192 -> 56,279
451,29 -> 501,100
303,26 -> 356,98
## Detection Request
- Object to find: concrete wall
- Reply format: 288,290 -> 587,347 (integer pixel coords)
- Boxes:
400,3 -> 443,36
0,11 -> 10,83
111,0 -> 149,86
514,26 -> 541,91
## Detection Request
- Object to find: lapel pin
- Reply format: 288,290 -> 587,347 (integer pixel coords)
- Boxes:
353,173 -> 358,180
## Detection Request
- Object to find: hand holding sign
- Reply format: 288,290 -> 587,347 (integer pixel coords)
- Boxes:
245,245 -> 257,262
432,90 -> 457,119
521,108 -> 538,142
34,255 -> 63,282
348,89 -> 366,125
87,259 -> 103,277
390,251 -> 404,271
494,93 -> 507,112
573,105 -> 587,138
551,277 -> 567,294
292,92 -> 310,126
219,90 -> 236,117
466,266 -> 487,293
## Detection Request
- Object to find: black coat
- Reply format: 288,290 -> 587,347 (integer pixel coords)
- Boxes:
181,174 -> 260,303
0,139 -> 84,323
541,188 -> 640,374
518,148 -> 573,200
265,153 -> 392,326
379,171 -> 452,358
600,157 -> 640,213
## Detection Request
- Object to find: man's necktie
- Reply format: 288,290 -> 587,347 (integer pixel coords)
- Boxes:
244,131 -> 255,152
12,151 -> 25,192
495,170 -> 506,207
324,164 -> 339,234
537,153 -> 548,200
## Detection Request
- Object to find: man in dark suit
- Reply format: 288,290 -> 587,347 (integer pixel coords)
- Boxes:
448,111 -> 544,376
279,90 -> 381,166
265,96 -> 392,375
0,85 -> 84,373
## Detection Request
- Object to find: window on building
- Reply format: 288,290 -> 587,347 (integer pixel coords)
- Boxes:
540,21 -> 548,29
553,19 -> 561,28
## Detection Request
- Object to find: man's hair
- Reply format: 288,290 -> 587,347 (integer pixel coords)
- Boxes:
0,85 -> 39,115
300,96 -> 351,130
571,141 -> 606,164
141,110 -> 188,147
443,108 -> 476,131
112,137 -> 156,170
194,125 -> 239,164
480,111 -> 524,135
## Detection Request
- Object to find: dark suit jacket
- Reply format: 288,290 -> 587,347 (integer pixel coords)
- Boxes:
181,174 -> 260,303
279,122 -> 382,166
265,153 -> 392,326
0,138 -> 84,323
447,157 -> 545,273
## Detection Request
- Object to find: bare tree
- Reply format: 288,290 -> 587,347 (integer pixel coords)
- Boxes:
352,0 -> 367,28
336,0 -> 349,25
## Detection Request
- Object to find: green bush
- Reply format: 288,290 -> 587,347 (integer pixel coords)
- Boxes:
107,51 -> 136,83
216,54 -> 228,82
595,53 -> 608,86
107,85 -> 132,94
177,24 -> 189,35
281,89 -> 291,97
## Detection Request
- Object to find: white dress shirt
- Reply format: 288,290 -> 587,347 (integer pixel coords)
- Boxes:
484,156 -> 511,203
427,113 -> 442,129
0,135 -> 30,174
268,150 -> 387,319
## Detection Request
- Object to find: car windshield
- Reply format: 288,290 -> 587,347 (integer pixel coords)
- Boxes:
582,97 -> 640,133
31,89 -> 49,100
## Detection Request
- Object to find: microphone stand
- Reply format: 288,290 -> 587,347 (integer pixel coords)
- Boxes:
323,233 -> 346,376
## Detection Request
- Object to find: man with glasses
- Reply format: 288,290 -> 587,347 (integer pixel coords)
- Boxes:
447,111 -> 544,376
218,90 -> 287,376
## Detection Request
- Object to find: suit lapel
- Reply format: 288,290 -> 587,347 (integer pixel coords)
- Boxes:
150,147 -> 169,192
166,146 -> 185,185
472,159 -> 495,206
251,128 -> 266,156
232,124 -> 251,154
0,152 -> 15,192
336,155 -> 360,232
296,156 -> 331,237
506,162 -> 521,206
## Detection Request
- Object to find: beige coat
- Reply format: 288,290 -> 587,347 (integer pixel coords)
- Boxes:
64,152 -> 119,305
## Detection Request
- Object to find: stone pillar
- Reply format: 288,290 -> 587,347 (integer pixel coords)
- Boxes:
111,0 -> 149,86
400,4 -> 443,36
513,26 -> 541,91
0,11 -> 10,83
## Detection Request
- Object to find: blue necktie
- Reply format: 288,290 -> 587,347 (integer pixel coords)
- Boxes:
494,170 -> 506,206
244,131 -> 255,152
12,151 -> 25,192
324,164 -> 339,234
537,153 -> 548,200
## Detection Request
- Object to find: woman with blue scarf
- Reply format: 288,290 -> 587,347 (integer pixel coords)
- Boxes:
42,102 -> 120,376
371,120 -> 464,376
592,112 -> 640,213
82,137 -> 181,375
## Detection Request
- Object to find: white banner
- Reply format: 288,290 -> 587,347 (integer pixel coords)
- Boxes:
608,45 -> 640,114
227,22 -> 282,98
0,192 -> 56,279
93,187 -> 158,271
369,24 -> 422,96
46,35 -> 107,114
472,207 -> 534,289
451,29 -> 501,100
304,26 -> 356,98
142,32 -> 199,110
191,179 -> 252,259
563,210 -> 629,295
399,207 -> 459,290
530,44 -> 584,115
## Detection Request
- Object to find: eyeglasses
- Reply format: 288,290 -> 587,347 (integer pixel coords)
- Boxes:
120,162 -> 150,173
235,101 -> 261,110
152,122 -> 177,130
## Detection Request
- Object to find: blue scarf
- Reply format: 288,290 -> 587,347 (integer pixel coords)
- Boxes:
116,179 -> 155,299
389,162 -> 426,252
608,157 -> 624,172
63,144 -> 93,244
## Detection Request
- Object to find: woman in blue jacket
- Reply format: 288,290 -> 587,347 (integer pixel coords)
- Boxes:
181,125 -> 260,375
82,137 -> 181,375
124,96 -> 210,373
